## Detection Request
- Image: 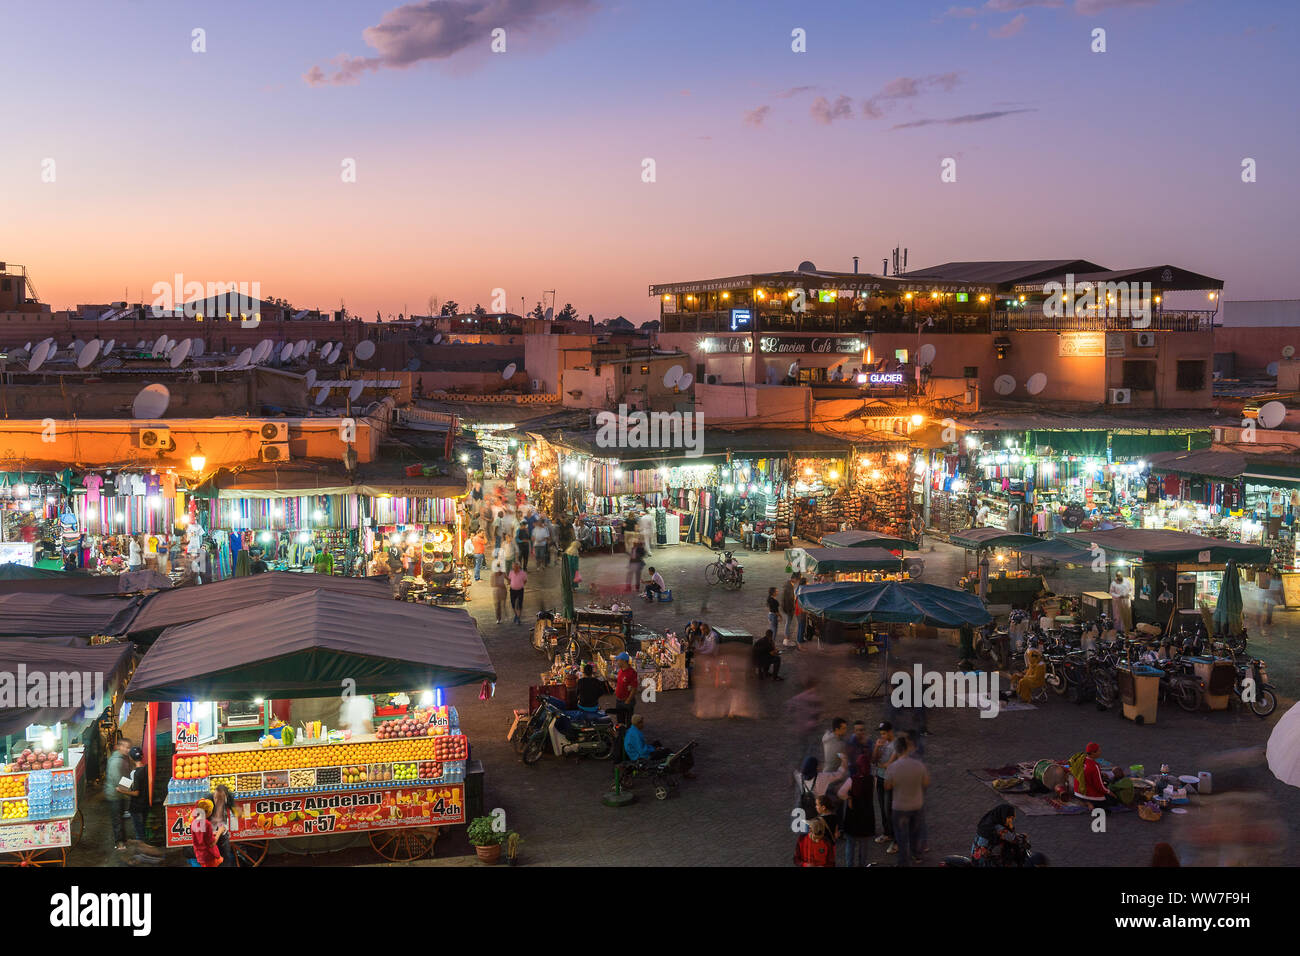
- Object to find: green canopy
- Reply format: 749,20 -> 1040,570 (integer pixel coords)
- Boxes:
794,547 -> 905,574
1213,560 -> 1244,635
950,528 -> 1089,563
796,581 -> 991,627
1056,528 -> 1272,565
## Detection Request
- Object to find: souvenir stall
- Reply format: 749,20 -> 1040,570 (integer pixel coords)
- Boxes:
710,457 -> 788,552
126,588 -> 495,864
848,447 -> 914,539
789,546 -> 913,582
660,464 -> 719,546
0,473 -> 64,568
0,639 -> 134,866
788,456 -> 853,543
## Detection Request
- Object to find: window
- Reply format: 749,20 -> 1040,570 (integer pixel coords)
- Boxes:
963,366 -> 978,378
1176,360 -> 1206,391
1122,360 -> 1156,391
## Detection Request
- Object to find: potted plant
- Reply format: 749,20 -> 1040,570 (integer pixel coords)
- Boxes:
467,816 -> 503,864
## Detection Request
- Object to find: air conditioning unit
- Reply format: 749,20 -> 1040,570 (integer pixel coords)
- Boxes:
260,442 -> 291,462
137,427 -> 170,450
531,379 -> 541,391
1109,388 -> 1132,405
259,421 -> 288,442
1135,332 -> 1156,348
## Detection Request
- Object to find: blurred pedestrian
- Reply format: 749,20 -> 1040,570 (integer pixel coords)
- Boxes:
508,561 -> 527,624
767,587 -> 781,635
884,733 -> 929,866
780,574 -> 798,646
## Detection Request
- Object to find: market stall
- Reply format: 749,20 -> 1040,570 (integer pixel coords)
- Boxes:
819,529 -> 917,551
0,640 -> 134,865
0,565 -> 171,597
125,587 -> 495,864
950,527 -> 1085,603
788,546 -> 916,581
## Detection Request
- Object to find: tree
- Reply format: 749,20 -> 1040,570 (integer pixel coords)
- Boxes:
472,303 -> 487,316
441,300 -> 460,316
556,302 -> 578,322
528,303 -> 546,321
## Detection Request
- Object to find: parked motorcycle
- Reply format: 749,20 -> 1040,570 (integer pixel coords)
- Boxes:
1155,658 -> 1205,713
1233,658 -> 1277,718
519,695 -> 617,764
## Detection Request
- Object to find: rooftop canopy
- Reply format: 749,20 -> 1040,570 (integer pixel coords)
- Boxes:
1056,528 -> 1272,565
126,571 -> 393,637
0,565 -> 170,597
0,639 -> 134,737
794,547 -> 908,574
0,592 -> 142,639
819,529 -> 917,551
950,528 -> 1095,563
125,588 -> 495,702
1011,265 -> 1225,294
795,581 -> 991,627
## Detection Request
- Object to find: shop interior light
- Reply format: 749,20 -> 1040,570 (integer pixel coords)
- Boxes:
259,531 -> 272,542
828,470 -> 839,481
147,495 -> 161,509
870,470 -> 882,481
189,443 -> 206,475
914,459 -> 927,475
910,414 -> 924,427
904,293 -> 913,301
419,690 -> 434,707
978,294 -> 988,303
313,510 -> 324,521
855,372 -> 867,384
804,467 -> 814,476
613,468 -> 623,479
860,457 -> 873,467
179,514 -> 190,525
297,531 -> 310,543
459,454 -> 469,463
40,731 -> 54,751
1004,439 -> 1013,448
253,697 -> 264,704
14,484 -> 27,497
893,452 -> 908,463
1208,292 -> 1217,300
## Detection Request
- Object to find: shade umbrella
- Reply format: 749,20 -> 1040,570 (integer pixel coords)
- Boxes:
1266,702 -> 1300,788
1212,559 -> 1244,636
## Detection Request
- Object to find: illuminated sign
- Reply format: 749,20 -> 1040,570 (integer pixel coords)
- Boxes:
817,290 -> 837,303
730,308 -> 752,330
1058,332 -> 1106,357
868,372 -> 905,385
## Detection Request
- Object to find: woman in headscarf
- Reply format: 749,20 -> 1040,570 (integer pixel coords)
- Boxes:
1011,647 -> 1046,703
971,803 -> 1019,866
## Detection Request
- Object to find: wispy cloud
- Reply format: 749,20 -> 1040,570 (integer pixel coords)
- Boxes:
861,72 -> 961,119
810,95 -> 854,125
936,5 -> 981,19
744,105 -> 772,127
990,13 -> 1028,37
775,85 -> 819,98
891,108 -> 1035,129
986,0 -> 1061,9
1073,0 -> 1159,11
304,0 -> 594,86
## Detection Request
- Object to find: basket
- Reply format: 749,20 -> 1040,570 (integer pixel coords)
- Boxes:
1138,804 -> 1163,822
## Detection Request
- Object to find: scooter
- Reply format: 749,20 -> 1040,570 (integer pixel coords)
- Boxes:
1233,658 -> 1277,718
519,695 -> 617,764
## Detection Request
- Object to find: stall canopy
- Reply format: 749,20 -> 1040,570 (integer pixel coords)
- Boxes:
819,530 -> 917,551
203,459 -> 468,500
796,581 -> 992,627
0,639 -> 134,737
126,571 -> 393,637
1057,528 -> 1272,565
950,528 -> 1090,563
795,547 -> 906,574
0,565 -> 170,597
0,592 -> 142,639
124,589 -> 495,701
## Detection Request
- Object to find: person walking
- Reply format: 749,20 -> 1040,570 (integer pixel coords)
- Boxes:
884,733 -> 930,866
626,539 -> 646,592
531,519 -> 550,569
471,530 -> 487,581
507,561 -> 527,624
515,521 -> 531,571
123,747 -> 150,843
794,576 -> 809,644
766,587 -> 782,637
780,574 -> 798,646
872,722 -> 897,853
613,652 -> 639,727
491,561 -> 508,624
105,737 -> 132,851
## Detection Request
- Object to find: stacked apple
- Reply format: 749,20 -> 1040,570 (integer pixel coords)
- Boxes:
417,761 -> 442,779
430,735 -> 467,762
7,749 -> 64,772
393,763 -> 418,782
376,717 -> 430,740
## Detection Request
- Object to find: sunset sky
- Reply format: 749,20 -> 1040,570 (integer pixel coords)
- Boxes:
2,0 -> 1296,322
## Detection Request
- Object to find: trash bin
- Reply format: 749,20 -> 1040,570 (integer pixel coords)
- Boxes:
1187,656 -> 1234,710
1119,665 -> 1160,724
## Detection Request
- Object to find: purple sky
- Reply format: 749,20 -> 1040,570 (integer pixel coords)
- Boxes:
2,0 -> 1296,322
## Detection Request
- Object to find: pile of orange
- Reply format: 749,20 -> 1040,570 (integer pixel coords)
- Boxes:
0,776 -> 26,797
207,738 -> 458,775
172,753 -> 209,779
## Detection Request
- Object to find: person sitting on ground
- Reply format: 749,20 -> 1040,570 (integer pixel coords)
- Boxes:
621,714 -> 670,763
644,566 -> 665,601
575,663 -> 609,715
1069,741 -> 1113,802
971,803 -> 1020,866
1009,647 -> 1046,702
752,629 -> 783,680
794,818 -> 836,867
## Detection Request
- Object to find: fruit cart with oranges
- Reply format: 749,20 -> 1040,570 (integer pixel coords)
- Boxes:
161,705 -> 470,864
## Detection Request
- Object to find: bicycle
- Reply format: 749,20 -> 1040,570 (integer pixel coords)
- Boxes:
703,551 -> 744,590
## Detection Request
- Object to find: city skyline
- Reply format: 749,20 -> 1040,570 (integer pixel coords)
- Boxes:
3,0 -> 1296,322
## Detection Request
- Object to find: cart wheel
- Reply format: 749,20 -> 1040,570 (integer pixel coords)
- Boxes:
70,808 -> 85,848
233,839 -> 270,867
655,784 -> 669,800
370,827 -> 435,862
591,633 -> 625,657
0,848 -> 66,867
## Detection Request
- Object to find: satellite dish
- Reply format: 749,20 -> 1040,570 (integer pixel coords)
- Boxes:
678,372 -> 694,389
325,346 -> 339,366
292,339 -> 308,359
22,342 -> 31,351
152,334 -> 169,356
71,339 -> 86,357
191,339 -> 204,357
314,386 -> 331,405
663,365 -> 684,388
1258,401 -> 1287,429
433,333 -> 443,344
280,342 -> 294,362
916,343 -> 937,366
76,339 -> 102,368
354,340 -> 376,361
169,338 -> 192,368
348,381 -> 365,402
252,339 -> 273,364
1267,361 -> 1279,377
304,369 -> 317,389
235,347 -> 254,368
103,338 -> 115,356
1026,372 -> 1048,395
502,362 -> 517,380
27,341 -> 52,372
993,374 -> 1017,395
1284,345 -> 1296,359
132,384 -> 171,419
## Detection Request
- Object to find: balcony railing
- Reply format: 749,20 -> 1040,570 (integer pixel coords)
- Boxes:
993,310 -> 1215,332
659,310 -> 991,335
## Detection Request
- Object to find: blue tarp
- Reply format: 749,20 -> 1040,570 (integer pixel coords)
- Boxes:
796,581 -> 991,627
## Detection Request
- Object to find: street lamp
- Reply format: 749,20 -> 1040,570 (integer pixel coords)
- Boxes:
189,443 -> 206,475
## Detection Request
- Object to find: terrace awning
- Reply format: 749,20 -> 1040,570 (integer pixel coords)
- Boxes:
1056,528 -> 1272,565
0,592 -> 142,639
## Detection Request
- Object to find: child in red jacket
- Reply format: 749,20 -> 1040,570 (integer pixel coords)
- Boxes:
794,818 -> 836,867
190,799 -> 225,867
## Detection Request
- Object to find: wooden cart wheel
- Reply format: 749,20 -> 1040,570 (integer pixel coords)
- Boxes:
0,847 -> 66,867
369,827 -> 436,862
589,632 -> 625,657
70,808 -> 84,848
233,839 -> 270,867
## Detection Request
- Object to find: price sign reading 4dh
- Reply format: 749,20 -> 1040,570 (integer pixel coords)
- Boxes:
164,784 -> 466,847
